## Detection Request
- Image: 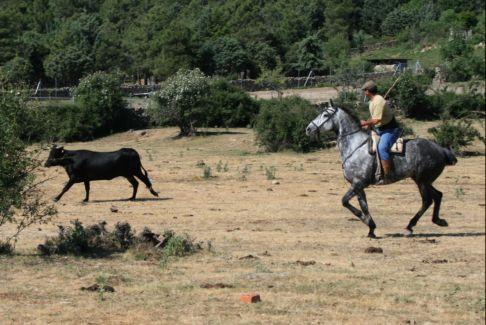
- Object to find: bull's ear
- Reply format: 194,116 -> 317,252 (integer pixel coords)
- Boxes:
59,146 -> 64,153
52,143 -> 57,148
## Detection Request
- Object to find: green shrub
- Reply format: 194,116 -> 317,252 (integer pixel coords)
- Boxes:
381,8 -> 414,36
38,221 -> 200,261
378,73 -> 435,119
427,91 -> 485,118
1,56 -> 34,85
73,71 -> 132,138
162,231 -> 198,257
255,97 -> 332,152
440,32 -> 485,82
150,76 -> 259,132
22,73 -> 146,142
444,53 -> 485,82
201,79 -> 260,128
428,119 -> 483,151
0,90 -> 56,252
150,69 -> 210,136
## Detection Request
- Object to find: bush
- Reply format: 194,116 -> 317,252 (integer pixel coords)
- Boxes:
72,71 -> 133,138
201,79 -> 260,128
150,69 -> 210,136
427,91 -> 485,118
444,53 -> 485,82
381,8 -> 414,36
428,119 -> 483,151
38,220 -> 200,260
0,56 -> 34,85
440,32 -> 486,82
150,75 -> 259,132
0,90 -> 56,252
378,73 -> 435,119
255,96 -> 332,152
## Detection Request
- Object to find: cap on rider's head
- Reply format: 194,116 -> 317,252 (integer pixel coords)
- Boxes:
361,80 -> 377,93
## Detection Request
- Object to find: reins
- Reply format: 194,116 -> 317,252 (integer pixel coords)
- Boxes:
315,107 -> 368,169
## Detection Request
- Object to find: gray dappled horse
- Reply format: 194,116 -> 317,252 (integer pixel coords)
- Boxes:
306,104 -> 457,238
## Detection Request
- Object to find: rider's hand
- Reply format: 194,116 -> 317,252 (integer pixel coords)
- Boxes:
360,120 -> 368,127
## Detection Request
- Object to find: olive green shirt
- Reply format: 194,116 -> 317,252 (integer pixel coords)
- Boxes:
369,94 -> 393,127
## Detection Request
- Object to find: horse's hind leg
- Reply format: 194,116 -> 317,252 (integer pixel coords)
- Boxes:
406,182 -> 433,235
342,188 -> 377,238
430,185 -> 448,227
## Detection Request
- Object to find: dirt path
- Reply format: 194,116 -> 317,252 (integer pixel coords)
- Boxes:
0,127 -> 484,324
249,87 -> 341,104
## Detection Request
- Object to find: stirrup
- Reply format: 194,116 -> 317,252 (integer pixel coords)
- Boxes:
375,177 -> 390,185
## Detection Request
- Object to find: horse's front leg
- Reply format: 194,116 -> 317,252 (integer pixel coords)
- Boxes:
357,190 -> 377,238
342,187 -> 377,238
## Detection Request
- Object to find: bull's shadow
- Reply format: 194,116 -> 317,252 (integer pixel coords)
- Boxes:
385,232 -> 485,238
88,197 -> 172,203
170,130 -> 247,139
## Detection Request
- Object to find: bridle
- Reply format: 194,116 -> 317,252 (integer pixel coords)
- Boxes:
311,106 -> 368,168
310,106 -> 338,139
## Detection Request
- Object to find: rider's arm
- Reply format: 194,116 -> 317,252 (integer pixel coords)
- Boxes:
360,118 -> 381,127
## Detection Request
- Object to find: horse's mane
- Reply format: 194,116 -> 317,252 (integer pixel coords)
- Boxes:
337,106 -> 361,126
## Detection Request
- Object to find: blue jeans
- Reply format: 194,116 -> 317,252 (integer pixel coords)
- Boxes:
377,127 -> 401,160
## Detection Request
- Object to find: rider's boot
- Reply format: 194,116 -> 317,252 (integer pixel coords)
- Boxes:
376,159 -> 392,185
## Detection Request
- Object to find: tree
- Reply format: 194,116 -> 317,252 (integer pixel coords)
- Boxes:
286,35 -> 325,74
73,71 -> 127,138
361,0 -> 405,36
0,90 -> 56,253
44,13 -> 101,84
210,37 -> 252,78
151,69 -> 210,136
1,56 -> 34,84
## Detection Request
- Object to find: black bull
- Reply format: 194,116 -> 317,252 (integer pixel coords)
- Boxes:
45,146 -> 159,202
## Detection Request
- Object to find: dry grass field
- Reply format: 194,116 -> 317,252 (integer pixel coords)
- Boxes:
0,124 -> 484,324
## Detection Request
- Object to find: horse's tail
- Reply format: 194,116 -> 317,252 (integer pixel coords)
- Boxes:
442,147 -> 457,166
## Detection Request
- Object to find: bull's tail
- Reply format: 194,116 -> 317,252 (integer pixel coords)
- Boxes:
443,147 -> 457,166
140,164 -> 159,197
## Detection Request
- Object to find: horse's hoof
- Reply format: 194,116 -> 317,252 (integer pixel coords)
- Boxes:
433,219 -> 448,227
404,229 -> 413,237
53,197 -> 60,202
368,232 -> 377,239
129,197 -> 136,201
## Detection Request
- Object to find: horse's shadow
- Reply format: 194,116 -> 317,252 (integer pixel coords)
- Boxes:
385,232 -> 485,238
88,197 -> 172,204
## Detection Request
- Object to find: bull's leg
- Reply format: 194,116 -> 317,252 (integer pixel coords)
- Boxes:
126,176 -> 139,200
83,181 -> 90,202
342,187 -> 376,238
134,169 -> 158,197
406,182 -> 433,235
430,185 -> 448,227
54,179 -> 75,202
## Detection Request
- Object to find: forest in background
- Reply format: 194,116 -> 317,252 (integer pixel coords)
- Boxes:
0,0 -> 484,86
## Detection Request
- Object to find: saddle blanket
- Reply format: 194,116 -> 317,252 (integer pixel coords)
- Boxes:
369,131 -> 404,155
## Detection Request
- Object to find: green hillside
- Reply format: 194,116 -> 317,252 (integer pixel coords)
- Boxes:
0,0 -> 484,85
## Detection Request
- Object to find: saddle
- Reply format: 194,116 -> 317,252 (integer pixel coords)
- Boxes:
367,129 -> 405,184
368,130 -> 404,155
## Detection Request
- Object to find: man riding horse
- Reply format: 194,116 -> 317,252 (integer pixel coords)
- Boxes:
360,80 -> 401,184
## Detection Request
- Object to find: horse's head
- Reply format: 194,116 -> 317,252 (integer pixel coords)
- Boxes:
306,105 -> 337,137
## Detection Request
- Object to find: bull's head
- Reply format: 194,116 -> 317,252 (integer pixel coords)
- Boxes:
45,145 -> 65,167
